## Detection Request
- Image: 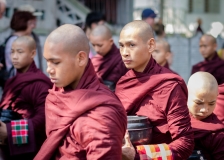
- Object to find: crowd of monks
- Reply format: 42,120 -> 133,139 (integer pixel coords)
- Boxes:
0,15 -> 224,160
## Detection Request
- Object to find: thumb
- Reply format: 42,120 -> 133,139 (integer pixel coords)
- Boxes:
124,130 -> 133,148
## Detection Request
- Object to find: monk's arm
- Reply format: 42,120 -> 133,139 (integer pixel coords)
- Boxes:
167,85 -> 194,159
74,106 -> 126,160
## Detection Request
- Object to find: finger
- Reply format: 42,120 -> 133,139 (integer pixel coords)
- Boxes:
124,131 -> 133,147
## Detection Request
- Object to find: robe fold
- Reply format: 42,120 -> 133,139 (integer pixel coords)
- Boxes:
191,114 -> 224,160
0,61 -> 52,159
115,57 -> 194,160
91,44 -> 127,84
34,60 -> 127,160
214,83 -> 224,123
191,52 -> 224,84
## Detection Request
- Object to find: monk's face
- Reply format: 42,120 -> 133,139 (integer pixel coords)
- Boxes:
44,41 -> 84,88
119,28 -> 155,72
89,35 -> 113,56
199,36 -> 217,59
188,88 -> 218,120
152,43 -> 169,66
11,41 -> 35,73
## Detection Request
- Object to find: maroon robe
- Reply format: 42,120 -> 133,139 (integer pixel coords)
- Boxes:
214,83 -> 224,123
191,114 -> 224,160
115,57 -> 194,160
34,60 -> 127,160
191,52 -> 224,84
91,44 -> 127,84
0,61 -> 52,159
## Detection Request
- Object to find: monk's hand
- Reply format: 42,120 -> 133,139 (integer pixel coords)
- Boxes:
0,121 -> 7,145
122,130 -> 136,160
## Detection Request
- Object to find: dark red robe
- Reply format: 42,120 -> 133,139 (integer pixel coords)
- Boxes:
191,52 -> 224,84
163,62 -> 178,74
91,44 -> 127,84
115,57 -> 194,160
191,114 -> 224,160
214,83 -> 224,123
34,60 -> 127,160
0,61 -> 52,159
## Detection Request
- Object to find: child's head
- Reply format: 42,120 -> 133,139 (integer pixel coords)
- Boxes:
152,39 -> 171,66
89,24 -> 113,56
11,36 -> 36,73
187,72 -> 218,120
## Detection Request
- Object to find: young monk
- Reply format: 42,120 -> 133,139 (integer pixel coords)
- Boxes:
34,24 -> 127,160
152,39 -> 176,73
0,36 -> 52,160
191,34 -> 224,84
90,25 -> 127,90
116,20 -> 194,160
187,72 -> 224,160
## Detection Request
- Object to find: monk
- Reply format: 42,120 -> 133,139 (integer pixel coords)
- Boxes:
116,20 -> 194,160
191,34 -> 224,84
187,72 -> 224,160
34,24 -> 127,160
0,36 -> 52,160
90,25 -> 127,91
152,39 -> 176,73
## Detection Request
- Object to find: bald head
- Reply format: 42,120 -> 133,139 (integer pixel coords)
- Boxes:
200,34 -> 216,44
121,20 -> 154,42
188,72 -> 218,94
156,39 -> 171,52
14,36 -> 36,51
187,72 -> 218,120
46,24 -> 90,55
90,25 -> 112,40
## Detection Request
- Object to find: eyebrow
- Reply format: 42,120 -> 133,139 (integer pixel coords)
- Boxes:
45,58 -> 60,61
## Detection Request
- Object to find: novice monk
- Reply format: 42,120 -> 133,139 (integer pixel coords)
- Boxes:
187,72 -> 224,160
191,34 -> 224,84
116,20 -> 194,160
152,39 -> 176,73
90,25 -> 127,91
34,24 -> 127,160
0,36 -> 52,160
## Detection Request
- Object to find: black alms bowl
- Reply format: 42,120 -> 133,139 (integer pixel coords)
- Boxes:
127,115 -> 152,146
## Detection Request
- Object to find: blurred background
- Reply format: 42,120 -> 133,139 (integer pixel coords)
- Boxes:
0,0 -> 224,82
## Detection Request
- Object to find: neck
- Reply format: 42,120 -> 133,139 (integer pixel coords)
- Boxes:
17,63 -> 32,73
160,61 -> 167,67
207,52 -> 216,61
70,67 -> 85,90
134,57 -> 151,72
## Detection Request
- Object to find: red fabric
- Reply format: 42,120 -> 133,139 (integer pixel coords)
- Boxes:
0,61 -> 52,159
91,44 -> 127,84
191,53 -> 224,84
34,60 -> 127,160
191,114 -> 224,160
115,57 -> 194,160
214,84 -> 224,123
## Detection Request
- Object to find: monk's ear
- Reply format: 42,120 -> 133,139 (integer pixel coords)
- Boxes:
165,51 -> 171,60
147,38 -> 156,53
77,51 -> 88,67
109,38 -> 114,45
31,50 -> 36,59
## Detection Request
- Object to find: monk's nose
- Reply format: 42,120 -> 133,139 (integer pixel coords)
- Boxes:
46,66 -> 54,74
200,107 -> 208,113
121,47 -> 129,57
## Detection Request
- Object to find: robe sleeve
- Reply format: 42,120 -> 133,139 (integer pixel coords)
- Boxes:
73,106 -> 126,160
166,85 -> 194,159
6,81 -> 50,155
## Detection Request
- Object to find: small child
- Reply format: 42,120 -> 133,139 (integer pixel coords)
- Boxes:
187,71 -> 224,160
0,36 -> 52,159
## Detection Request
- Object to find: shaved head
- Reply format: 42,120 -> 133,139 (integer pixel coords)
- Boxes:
187,72 -> 218,120
188,72 -> 218,93
90,25 -> 112,40
14,36 -> 36,51
121,20 -> 154,42
46,24 -> 90,55
156,39 -> 171,52
200,34 -> 216,44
